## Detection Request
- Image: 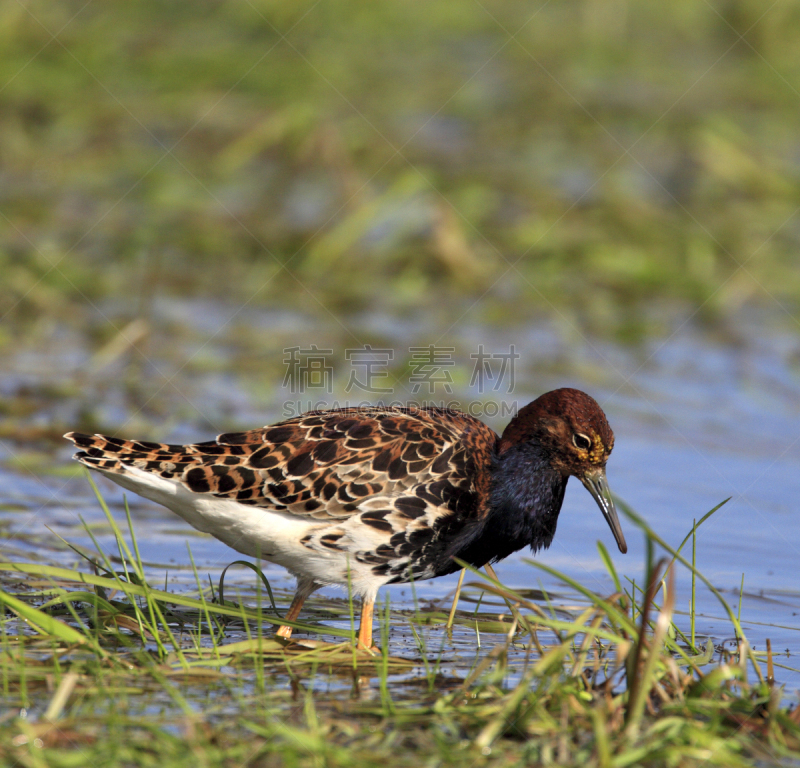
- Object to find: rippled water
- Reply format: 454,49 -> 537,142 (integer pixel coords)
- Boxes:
1,303 -> 798,693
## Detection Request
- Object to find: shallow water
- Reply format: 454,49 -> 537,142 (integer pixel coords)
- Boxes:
1,304 -> 798,695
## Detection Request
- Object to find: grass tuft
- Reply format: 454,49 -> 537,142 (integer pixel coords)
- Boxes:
0,486 -> 798,766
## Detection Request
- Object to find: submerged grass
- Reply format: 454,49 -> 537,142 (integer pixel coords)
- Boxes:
0,485 -> 798,767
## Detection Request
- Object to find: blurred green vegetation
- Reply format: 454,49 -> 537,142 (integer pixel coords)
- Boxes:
2,0 -> 800,340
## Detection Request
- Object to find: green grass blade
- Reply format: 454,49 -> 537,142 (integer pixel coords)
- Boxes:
0,587 -> 93,647
597,540 -> 622,594
218,560 -> 278,613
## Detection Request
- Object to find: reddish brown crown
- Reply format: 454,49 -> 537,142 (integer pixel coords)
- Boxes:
498,388 -> 614,475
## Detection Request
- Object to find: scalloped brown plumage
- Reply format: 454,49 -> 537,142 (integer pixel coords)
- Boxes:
65,389 -> 626,650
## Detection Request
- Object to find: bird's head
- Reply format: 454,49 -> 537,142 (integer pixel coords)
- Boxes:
499,388 -> 627,554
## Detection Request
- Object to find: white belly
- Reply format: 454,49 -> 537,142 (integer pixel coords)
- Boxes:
99,465 -> 393,597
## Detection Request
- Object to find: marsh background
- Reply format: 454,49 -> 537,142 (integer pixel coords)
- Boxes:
1,0 -> 799,690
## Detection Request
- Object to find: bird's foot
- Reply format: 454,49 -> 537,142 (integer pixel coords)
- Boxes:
356,640 -> 380,655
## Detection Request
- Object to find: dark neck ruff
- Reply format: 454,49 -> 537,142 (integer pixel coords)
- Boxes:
448,441 -> 567,571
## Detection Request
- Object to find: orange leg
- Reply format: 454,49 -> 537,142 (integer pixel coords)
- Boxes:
276,582 -> 316,639
357,597 -> 376,651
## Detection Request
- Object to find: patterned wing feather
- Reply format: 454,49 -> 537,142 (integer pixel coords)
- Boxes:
65,407 -> 496,534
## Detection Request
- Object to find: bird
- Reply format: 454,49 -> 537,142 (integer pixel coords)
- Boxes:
64,387 -> 626,651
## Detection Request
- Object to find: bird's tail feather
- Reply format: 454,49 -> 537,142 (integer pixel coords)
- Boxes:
63,432 -> 210,478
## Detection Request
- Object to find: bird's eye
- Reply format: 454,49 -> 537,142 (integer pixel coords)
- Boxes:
573,433 -> 591,451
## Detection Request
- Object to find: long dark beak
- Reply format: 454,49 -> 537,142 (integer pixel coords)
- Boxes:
580,469 -> 627,554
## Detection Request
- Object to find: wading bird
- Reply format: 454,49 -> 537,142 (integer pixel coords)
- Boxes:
65,388 -> 626,650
